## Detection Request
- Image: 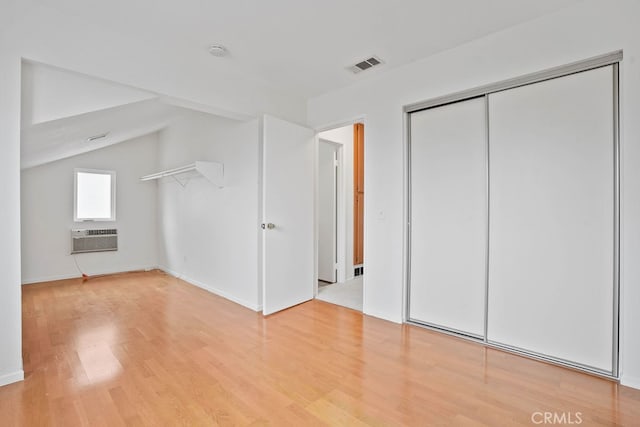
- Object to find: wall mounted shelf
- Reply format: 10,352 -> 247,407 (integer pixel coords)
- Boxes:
140,161 -> 224,188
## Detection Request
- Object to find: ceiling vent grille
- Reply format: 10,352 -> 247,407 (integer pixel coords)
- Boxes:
348,56 -> 384,74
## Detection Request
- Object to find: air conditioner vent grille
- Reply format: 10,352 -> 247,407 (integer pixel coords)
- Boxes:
85,228 -> 117,236
71,228 -> 118,254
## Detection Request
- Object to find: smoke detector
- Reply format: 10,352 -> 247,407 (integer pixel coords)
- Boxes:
208,45 -> 228,57
348,56 -> 384,74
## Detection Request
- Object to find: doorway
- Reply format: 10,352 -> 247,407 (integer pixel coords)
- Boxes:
315,123 -> 364,311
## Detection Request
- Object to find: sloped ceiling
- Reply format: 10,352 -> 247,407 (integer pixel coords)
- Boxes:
21,98 -> 178,169
20,63 -> 184,169
21,61 -> 157,127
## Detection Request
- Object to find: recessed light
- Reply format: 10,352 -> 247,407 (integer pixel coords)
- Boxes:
208,45 -> 228,57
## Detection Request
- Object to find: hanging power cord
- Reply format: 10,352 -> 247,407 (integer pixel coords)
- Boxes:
72,254 -> 90,280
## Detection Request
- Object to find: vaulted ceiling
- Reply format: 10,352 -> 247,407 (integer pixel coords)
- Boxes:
21,0 -> 581,168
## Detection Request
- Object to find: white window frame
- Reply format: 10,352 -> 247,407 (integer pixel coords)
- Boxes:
73,168 -> 117,222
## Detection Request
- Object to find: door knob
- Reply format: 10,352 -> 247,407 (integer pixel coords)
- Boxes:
261,223 -> 276,230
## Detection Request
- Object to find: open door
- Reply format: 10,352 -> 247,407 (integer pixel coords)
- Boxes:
318,141 -> 337,283
262,115 -> 315,315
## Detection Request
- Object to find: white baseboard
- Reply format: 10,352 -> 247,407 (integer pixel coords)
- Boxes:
21,265 -> 158,285
158,266 -> 261,312
363,307 -> 402,324
621,374 -> 640,390
0,370 -> 24,387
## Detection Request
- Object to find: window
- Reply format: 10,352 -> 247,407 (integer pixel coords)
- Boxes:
74,169 -> 116,221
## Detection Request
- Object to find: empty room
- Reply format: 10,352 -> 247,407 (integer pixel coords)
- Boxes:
1,1 -> 640,426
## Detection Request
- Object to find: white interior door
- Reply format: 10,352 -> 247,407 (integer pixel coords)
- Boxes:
318,141 -> 337,283
409,97 -> 488,337
262,115 -> 315,315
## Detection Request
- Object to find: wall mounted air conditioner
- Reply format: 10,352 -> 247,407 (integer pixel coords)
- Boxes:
71,228 -> 118,254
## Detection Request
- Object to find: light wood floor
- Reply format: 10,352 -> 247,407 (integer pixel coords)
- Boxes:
1,271 -> 639,426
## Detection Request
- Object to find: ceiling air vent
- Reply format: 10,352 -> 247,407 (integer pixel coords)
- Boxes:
86,132 -> 109,143
348,56 -> 384,74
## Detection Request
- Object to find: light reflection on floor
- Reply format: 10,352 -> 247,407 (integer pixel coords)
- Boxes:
75,324 -> 123,385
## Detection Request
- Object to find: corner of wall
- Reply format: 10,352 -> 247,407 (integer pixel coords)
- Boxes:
620,374 -> 640,391
0,51 -> 25,391
257,115 -> 265,309
363,306 -> 403,325
159,266 -> 262,312
0,369 -> 24,387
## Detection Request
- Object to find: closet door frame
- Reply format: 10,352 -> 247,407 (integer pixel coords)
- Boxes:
403,50 -> 622,379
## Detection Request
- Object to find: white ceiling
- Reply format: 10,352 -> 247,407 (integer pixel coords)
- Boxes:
36,0 -> 580,99
21,0 -> 581,168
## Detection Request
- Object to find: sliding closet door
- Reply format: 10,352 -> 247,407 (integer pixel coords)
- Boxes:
409,97 -> 487,337
487,66 -> 615,373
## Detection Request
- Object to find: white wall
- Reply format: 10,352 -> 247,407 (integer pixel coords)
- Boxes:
307,0 -> 640,389
21,134 -> 159,283
0,48 -> 24,387
157,111 -> 261,310
318,125 -> 355,281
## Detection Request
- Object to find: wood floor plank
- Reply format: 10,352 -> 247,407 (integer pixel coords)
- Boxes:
0,270 -> 638,426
